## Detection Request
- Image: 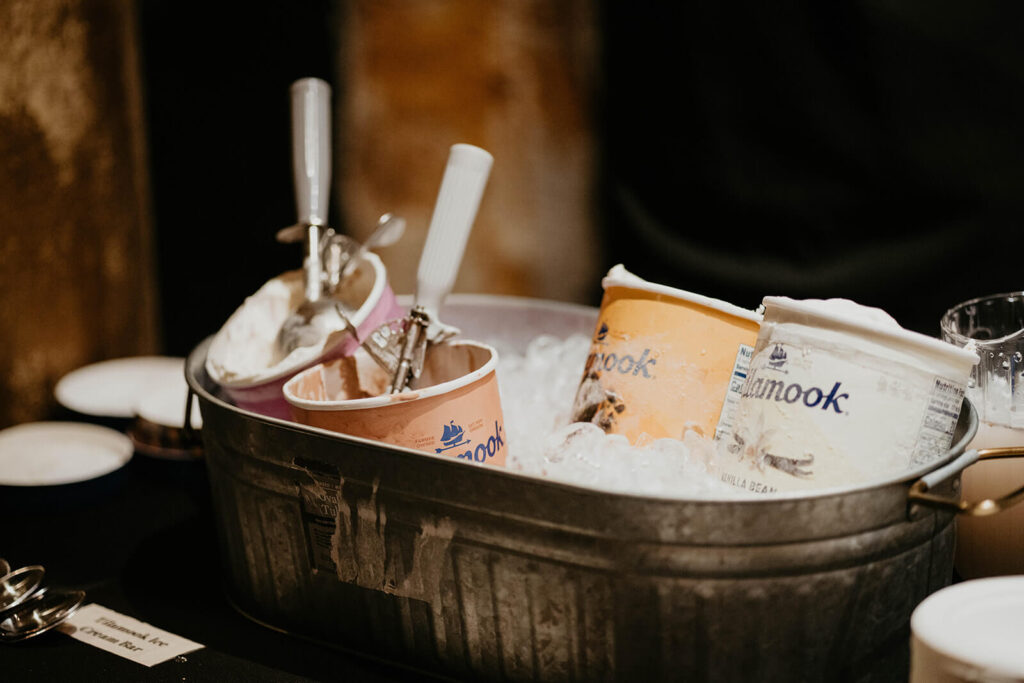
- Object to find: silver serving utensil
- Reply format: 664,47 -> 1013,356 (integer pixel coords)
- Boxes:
361,144 -> 493,393
0,565 -> 44,613
336,213 -> 406,284
322,212 -> 407,295
281,213 -> 405,279
274,78 -> 338,360
0,588 -> 85,642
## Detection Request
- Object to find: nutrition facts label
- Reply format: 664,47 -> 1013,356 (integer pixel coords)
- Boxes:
715,344 -> 754,442
911,377 -> 966,466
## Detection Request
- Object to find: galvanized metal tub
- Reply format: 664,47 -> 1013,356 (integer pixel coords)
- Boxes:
186,294 -> 977,682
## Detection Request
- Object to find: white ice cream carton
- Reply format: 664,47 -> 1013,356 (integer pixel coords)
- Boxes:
717,297 -> 978,494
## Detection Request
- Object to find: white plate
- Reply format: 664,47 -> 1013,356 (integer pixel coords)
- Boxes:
0,422 -> 133,486
135,379 -> 202,429
55,356 -> 188,420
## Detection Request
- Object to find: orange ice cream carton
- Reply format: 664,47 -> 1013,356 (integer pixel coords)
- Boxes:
571,265 -> 762,445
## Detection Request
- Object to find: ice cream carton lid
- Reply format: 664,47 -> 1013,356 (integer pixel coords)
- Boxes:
602,265 -> 762,323
762,296 -> 979,370
911,576 -> 1024,678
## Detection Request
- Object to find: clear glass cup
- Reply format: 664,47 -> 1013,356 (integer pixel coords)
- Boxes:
940,292 -> 1024,578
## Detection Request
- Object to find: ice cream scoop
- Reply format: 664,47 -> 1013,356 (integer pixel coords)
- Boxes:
274,78 -> 341,360
360,143 -> 494,393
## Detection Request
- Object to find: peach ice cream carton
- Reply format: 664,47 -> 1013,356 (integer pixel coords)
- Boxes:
284,340 -> 507,466
571,265 -> 762,445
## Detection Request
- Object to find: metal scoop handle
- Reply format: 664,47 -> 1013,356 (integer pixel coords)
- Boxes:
415,144 -> 494,318
291,78 -> 332,303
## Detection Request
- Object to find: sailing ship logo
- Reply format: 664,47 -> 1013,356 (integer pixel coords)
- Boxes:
767,343 -> 788,369
595,322 -> 609,342
436,420 -> 471,453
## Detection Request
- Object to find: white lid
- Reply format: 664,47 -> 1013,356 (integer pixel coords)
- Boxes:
55,356 -> 187,419
135,382 -> 202,429
912,576 -> 1024,678
601,265 -> 762,323
763,296 -> 979,375
0,422 -> 133,486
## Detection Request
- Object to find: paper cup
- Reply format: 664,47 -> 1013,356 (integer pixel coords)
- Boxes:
206,253 -> 403,419
570,265 -> 762,444
718,297 -> 979,494
284,340 -> 508,466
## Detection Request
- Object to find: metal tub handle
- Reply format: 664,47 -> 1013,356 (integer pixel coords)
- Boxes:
908,447 -> 1024,516
183,387 -> 200,445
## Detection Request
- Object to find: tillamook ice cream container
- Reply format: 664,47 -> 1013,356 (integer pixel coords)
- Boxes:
718,297 -> 979,494
205,253 -> 402,419
284,340 -> 508,467
571,265 -> 762,444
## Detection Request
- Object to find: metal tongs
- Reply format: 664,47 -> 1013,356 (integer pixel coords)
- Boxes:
0,559 -> 85,643
361,144 -> 494,393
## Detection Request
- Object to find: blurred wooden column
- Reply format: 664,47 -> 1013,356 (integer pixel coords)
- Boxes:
336,0 -> 601,303
0,0 -> 157,427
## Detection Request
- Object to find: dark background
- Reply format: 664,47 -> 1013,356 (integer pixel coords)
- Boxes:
139,1 -> 1024,359
598,2 -> 1024,335
138,1 -> 339,358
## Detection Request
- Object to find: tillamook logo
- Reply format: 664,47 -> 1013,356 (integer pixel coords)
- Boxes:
741,368 -> 849,413
435,420 -> 470,453
453,420 -> 506,463
586,321 -> 657,379
767,344 -> 788,369
586,348 -> 657,379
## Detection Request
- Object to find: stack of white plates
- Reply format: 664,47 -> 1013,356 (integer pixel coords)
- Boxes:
55,356 -> 200,427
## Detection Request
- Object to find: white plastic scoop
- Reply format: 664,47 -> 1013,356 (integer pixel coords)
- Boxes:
414,143 -> 493,337
362,144 -> 494,392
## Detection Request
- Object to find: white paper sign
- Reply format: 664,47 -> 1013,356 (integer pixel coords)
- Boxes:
58,603 -> 204,667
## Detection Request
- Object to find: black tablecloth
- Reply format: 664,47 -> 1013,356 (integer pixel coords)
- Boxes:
2,444 -> 442,682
